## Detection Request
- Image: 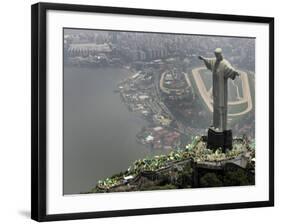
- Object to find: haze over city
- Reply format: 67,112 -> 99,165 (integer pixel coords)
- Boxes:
63,29 -> 255,194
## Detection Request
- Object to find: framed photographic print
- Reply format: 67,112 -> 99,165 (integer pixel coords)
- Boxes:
31,2 -> 274,222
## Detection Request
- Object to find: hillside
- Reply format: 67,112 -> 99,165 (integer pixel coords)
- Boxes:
87,136 -> 255,193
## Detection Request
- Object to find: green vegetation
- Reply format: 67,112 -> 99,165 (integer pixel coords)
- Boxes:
224,168 -> 253,186
200,173 -> 223,187
140,184 -> 177,191
90,136 -> 254,192
199,167 -> 255,188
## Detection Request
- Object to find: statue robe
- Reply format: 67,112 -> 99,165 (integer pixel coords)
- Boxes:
202,57 -> 239,131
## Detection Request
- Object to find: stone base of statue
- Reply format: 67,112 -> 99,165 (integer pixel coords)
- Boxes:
206,128 -> 232,152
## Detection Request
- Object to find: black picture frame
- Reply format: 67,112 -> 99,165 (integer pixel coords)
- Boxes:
31,2 -> 274,222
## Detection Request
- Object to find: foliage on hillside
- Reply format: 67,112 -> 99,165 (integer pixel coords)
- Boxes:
91,136 -> 254,191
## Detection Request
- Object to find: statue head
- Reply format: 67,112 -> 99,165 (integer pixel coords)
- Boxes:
214,48 -> 223,61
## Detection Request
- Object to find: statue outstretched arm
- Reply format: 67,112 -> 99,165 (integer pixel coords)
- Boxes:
198,56 -> 215,71
224,63 -> 240,80
233,70 -> 240,78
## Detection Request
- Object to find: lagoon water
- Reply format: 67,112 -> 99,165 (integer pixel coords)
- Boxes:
63,66 -> 153,194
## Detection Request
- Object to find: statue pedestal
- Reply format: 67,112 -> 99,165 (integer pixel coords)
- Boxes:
207,128 -> 232,152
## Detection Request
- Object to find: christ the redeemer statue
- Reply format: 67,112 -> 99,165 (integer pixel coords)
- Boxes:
199,48 -> 240,151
